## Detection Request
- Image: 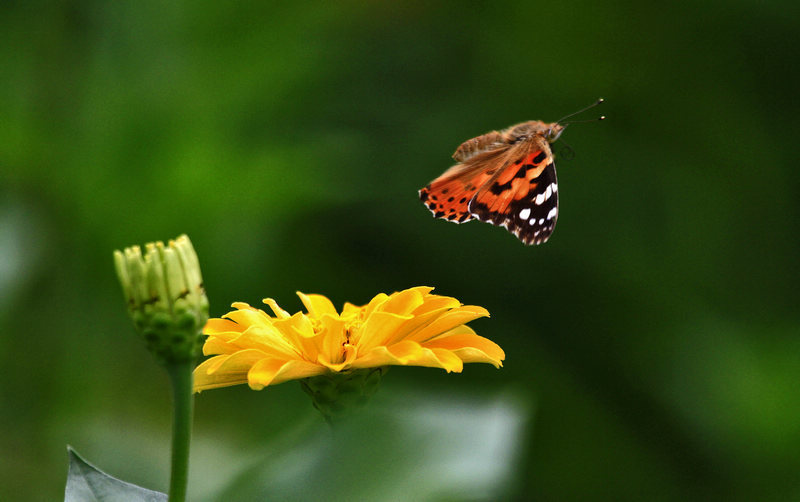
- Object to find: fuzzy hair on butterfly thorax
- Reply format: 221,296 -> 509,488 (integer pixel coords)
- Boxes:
452,121 -> 563,162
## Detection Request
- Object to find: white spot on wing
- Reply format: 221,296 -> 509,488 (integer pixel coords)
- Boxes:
519,207 -> 531,220
547,206 -> 558,220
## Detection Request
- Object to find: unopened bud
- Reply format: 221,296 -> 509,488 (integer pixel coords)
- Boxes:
114,234 -> 208,364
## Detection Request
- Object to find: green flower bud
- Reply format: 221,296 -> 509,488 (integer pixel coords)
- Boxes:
114,235 -> 209,365
300,367 -> 387,422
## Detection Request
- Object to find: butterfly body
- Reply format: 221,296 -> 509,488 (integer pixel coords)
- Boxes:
420,120 -> 564,245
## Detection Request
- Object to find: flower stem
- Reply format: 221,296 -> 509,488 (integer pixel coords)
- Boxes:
166,360 -> 194,502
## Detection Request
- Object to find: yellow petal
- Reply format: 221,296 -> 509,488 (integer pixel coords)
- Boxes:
224,306 -> 273,329
202,336 -> 237,356
449,347 -> 504,368
362,292 -> 390,317
193,350 -> 266,391
354,310 -> 413,351
352,340 -> 464,372
411,295 -> 462,316
316,344 -> 357,372
407,285 -> 436,295
378,306 -> 457,347
248,358 -> 326,389
350,344 -> 411,369
271,312 -> 328,361
407,305 -> 489,343
205,348 -> 267,374
204,317 -> 243,335
230,325 -> 301,358
262,298 -> 291,319
194,359 -> 249,391
341,302 -> 362,317
423,332 -> 505,368
297,292 -> 339,318
378,287 -> 427,315
319,314 -> 348,364
425,347 -> 466,372
273,311 -> 316,339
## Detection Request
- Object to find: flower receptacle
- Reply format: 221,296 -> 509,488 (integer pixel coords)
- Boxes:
300,367 -> 388,422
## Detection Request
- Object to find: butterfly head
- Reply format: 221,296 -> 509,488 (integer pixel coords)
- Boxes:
546,123 -> 565,143
506,121 -> 564,144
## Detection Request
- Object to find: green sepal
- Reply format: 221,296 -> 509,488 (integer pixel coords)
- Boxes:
300,367 -> 387,422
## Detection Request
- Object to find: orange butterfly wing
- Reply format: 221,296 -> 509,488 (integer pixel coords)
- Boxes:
469,143 -> 559,245
419,146 -> 509,224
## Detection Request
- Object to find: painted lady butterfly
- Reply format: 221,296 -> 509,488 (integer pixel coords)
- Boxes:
419,100 -> 603,245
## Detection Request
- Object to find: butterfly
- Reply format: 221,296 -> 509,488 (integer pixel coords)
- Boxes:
419,100 -> 603,245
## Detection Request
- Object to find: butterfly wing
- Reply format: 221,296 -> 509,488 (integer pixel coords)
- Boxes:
469,140 -> 559,245
419,147 -> 510,224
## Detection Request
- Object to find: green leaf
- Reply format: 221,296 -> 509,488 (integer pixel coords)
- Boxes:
64,446 -> 167,502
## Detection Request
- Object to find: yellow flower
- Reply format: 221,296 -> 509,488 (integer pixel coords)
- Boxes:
194,286 -> 504,392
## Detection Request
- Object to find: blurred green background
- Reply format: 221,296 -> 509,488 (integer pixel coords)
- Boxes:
2,1 -> 799,500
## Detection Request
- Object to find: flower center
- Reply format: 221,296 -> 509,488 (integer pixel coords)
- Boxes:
344,319 -> 362,345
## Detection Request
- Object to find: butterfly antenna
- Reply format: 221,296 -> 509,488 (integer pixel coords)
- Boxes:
556,98 -> 604,124
562,115 -> 606,126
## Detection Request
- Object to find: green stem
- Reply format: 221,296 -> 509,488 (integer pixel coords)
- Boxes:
166,360 -> 194,502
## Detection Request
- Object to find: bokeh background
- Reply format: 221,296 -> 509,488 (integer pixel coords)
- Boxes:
2,1 -> 799,500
